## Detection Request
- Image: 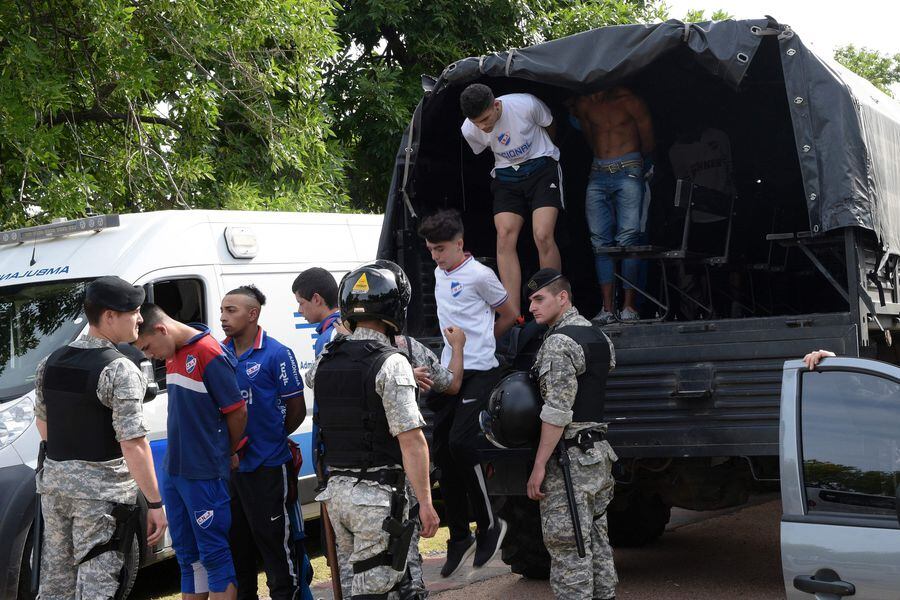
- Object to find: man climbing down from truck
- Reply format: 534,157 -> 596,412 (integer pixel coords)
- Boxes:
571,87 -> 655,323
418,209 -> 518,577
136,304 -> 248,600
460,83 -> 563,319
525,268 -> 618,600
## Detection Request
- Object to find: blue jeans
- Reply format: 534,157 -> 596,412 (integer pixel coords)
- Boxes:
585,153 -> 645,289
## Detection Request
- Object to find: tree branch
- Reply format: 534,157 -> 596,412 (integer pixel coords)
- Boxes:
39,107 -> 181,131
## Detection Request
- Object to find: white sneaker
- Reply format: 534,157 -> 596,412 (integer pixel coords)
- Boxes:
619,307 -> 640,322
593,308 -> 615,324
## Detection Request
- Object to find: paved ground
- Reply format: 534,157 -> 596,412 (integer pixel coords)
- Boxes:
310,494 -> 785,600
133,494 -> 785,599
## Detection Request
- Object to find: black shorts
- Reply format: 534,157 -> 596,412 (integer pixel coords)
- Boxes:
491,160 -> 564,218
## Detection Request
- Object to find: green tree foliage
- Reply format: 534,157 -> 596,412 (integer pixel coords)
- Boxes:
682,8 -> 733,23
327,0 -> 670,212
834,44 -> 900,97
0,0 -> 347,228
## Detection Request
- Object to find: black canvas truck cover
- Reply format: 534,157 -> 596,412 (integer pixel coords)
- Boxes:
379,16 -> 900,260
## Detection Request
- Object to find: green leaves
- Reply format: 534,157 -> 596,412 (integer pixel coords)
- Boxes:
834,44 -> 900,97
0,0 -> 349,227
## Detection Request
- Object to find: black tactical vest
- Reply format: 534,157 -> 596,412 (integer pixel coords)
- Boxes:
554,324 -> 612,423
314,338 -> 406,469
43,346 -> 125,462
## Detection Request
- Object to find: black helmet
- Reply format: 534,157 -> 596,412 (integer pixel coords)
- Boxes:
339,261 -> 411,334
479,371 -> 543,449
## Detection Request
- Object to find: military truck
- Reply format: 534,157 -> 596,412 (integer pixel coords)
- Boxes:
376,16 -> 900,576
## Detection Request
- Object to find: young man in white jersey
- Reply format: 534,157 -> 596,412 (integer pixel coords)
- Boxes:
460,83 -> 563,318
419,209 -> 518,577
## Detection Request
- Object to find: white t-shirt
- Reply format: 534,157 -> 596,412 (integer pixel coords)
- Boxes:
461,93 -> 560,176
434,256 -> 508,371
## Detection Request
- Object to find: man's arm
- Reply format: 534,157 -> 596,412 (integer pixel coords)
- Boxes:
441,327 -> 466,395
397,428 -> 439,537
225,403 -> 248,451
627,94 -> 655,155
494,300 -> 518,338
120,436 -> 168,546
284,395 -> 306,435
527,422 -> 565,500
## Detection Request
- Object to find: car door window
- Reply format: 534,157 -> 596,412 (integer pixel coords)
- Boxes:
147,278 -> 206,389
800,370 -> 900,518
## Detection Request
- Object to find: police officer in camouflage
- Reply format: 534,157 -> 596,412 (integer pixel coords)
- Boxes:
305,261 -> 440,599
35,276 -> 167,599
524,268 -> 619,600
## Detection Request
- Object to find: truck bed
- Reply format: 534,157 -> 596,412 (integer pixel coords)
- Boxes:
602,311 -> 858,458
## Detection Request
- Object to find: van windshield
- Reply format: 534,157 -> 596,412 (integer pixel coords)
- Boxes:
0,280 -> 88,403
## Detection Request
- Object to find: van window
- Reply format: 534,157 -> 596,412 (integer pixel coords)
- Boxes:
800,370 -> 900,518
148,278 -> 206,388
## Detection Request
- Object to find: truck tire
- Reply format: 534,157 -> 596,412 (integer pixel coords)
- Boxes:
498,497 -> 550,580
608,493 -> 670,548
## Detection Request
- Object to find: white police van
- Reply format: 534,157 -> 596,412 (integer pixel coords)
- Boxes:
0,210 -> 382,598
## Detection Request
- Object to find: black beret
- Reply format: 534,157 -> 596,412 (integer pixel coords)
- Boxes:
85,276 -> 145,312
526,268 -> 564,295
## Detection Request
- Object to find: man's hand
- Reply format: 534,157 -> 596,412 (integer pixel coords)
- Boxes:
413,366 -> 434,392
146,507 -> 168,547
418,501 -> 440,538
231,454 -> 240,470
803,350 -> 836,371
527,464 -> 546,501
444,326 -> 466,349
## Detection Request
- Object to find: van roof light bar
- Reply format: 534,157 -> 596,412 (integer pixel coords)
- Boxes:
0,214 -> 120,246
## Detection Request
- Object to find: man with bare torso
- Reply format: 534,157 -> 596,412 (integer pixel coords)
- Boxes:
572,87 -> 654,322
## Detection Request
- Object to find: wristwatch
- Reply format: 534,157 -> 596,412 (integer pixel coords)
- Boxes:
147,499 -> 163,509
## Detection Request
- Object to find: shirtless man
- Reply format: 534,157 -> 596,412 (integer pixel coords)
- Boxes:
572,87 -> 654,322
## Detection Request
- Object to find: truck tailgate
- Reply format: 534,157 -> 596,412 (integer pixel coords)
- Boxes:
603,312 -> 858,458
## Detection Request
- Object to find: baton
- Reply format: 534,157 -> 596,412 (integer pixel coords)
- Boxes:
315,446 -> 342,600
556,440 -> 586,558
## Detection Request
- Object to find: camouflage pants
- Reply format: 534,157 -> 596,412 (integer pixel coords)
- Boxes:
318,476 -> 410,599
539,440 -> 618,600
39,493 -> 125,600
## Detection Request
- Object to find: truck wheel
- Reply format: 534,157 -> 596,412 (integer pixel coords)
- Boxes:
17,525 -> 36,600
117,531 -> 141,600
499,497 -> 550,580
608,493 -> 671,548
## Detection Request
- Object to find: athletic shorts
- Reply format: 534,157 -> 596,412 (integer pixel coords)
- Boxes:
491,160 -> 564,218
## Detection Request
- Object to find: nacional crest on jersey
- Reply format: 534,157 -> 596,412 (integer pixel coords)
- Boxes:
497,132 -> 511,146
194,510 -> 214,529
246,362 -> 261,379
450,281 -> 463,297
185,354 -> 197,374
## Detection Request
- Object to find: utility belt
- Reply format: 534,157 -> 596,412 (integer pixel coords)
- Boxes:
329,467 -> 405,488
591,158 -> 643,174
78,501 -> 141,567
494,156 -> 551,182
349,469 -> 417,576
561,429 -> 605,453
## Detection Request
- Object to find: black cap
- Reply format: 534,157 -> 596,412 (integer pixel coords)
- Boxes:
85,276 -> 145,312
526,268 -> 564,295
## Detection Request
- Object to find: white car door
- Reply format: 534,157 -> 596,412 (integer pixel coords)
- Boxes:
781,357 -> 900,599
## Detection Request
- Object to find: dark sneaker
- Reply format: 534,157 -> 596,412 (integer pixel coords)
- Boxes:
440,534 -> 475,578
473,518 -> 508,568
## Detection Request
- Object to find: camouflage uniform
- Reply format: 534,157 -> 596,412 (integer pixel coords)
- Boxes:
307,327 -> 425,599
34,334 -> 148,600
533,307 -> 619,600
